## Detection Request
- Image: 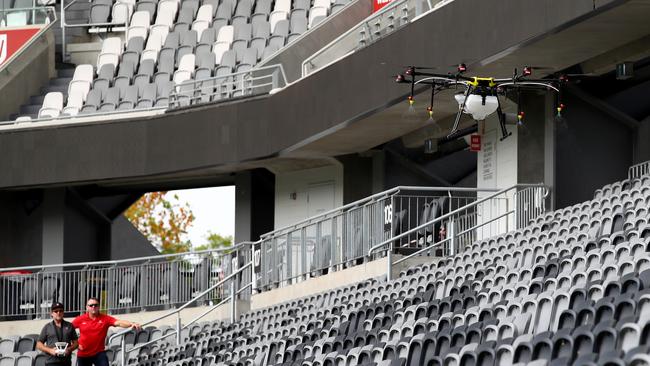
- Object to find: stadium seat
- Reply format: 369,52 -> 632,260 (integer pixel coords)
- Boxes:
38,92 -> 64,118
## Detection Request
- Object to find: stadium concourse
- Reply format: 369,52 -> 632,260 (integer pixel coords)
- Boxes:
1,170 -> 650,365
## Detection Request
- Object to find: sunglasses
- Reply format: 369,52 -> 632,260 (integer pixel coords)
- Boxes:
87,304 -> 99,307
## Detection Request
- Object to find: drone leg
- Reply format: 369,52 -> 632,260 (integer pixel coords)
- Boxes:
497,97 -> 511,141
448,87 -> 471,137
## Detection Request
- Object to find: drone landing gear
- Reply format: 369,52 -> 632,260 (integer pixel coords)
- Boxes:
496,99 -> 511,141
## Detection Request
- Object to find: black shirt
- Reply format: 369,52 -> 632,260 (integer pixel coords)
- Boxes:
38,320 -> 78,365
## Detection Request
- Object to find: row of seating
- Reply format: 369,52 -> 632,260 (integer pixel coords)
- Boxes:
7,171 -> 647,365
20,0 -> 351,120
75,174 -> 642,366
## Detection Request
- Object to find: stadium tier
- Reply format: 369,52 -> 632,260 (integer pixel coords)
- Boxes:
11,0 -> 350,120
1,172 -> 649,366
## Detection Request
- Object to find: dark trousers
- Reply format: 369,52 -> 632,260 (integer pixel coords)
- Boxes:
76,351 -> 109,366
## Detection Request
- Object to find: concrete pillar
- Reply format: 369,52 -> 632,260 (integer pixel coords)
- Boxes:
235,169 -> 275,243
41,189 -> 66,265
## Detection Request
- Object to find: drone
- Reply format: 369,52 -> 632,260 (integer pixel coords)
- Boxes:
395,64 -> 568,140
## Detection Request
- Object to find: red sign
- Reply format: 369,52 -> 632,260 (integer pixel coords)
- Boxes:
470,134 -> 481,152
373,0 -> 393,12
0,27 -> 41,66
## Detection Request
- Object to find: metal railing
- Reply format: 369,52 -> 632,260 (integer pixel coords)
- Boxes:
255,186 -> 530,290
60,0 -> 128,62
301,0 -> 450,76
629,160 -> 650,179
108,261 -> 252,366
0,5 -> 55,28
0,106 -> 167,127
0,245 -> 251,319
368,183 -> 549,280
168,64 -> 289,109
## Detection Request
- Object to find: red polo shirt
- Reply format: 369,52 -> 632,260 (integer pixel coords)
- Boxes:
72,313 -> 117,357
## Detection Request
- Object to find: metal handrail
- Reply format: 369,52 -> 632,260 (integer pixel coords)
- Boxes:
367,183 -> 548,280
392,210 -> 512,265
0,243 -> 251,272
367,183 -> 548,256
0,6 -> 57,72
168,64 -> 289,109
261,186 -> 500,238
109,261 -> 252,365
628,161 -> 650,179
302,0 -> 445,76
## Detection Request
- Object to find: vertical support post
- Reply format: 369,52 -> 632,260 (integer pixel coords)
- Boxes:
449,218 -> 455,256
60,0 -> 66,61
120,336 -> 126,366
176,314 -> 181,345
230,280 -> 236,323
386,242 -> 392,282
506,192 -> 510,232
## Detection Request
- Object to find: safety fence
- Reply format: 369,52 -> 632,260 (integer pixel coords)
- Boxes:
168,64 -> 288,109
629,160 -> 650,180
0,245 -> 251,320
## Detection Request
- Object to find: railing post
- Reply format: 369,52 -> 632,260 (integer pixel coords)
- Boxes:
60,0 -> 66,61
386,242 -> 392,282
448,218 -> 455,256
120,336 -> 126,366
176,313 -> 181,345
229,280 -> 236,323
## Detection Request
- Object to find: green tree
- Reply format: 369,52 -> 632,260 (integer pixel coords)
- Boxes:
194,232 -> 233,251
125,192 -> 195,254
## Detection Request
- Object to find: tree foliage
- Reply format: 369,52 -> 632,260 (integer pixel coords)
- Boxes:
194,232 -> 233,252
125,192 -> 195,254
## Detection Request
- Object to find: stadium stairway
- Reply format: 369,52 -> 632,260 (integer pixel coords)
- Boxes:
10,61 -> 76,120
1,169 -> 649,365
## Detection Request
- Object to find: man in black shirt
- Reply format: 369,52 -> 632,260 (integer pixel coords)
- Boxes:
37,302 -> 79,366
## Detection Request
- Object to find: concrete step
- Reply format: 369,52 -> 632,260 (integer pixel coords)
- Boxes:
41,85 -> 68,96
57,68 -> 76,78
30,95 -> 46,105
20,104 -> 41,115
50,77 -> 73,87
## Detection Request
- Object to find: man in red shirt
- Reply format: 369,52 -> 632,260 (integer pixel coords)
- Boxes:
72,297 -> 142,366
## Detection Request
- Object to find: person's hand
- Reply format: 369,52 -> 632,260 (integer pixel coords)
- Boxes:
65,347 -> 72,356
48,348 -> 58,357
131,322 -> 142,331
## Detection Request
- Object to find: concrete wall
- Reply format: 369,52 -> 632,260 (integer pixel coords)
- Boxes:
111,216 -> 160,260
0,191 -> 44,268
250,255 -> 432,310
235,169 -> 275,243
555,89 -> 633,208
0,300 -> 247,336
0,0 -> 620,190
0,189 -> 156,268
0,26 -> 55,121
274,164 -> 343,229
477,117 -> 518,191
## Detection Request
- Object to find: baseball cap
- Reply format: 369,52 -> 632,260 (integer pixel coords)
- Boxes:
51,302 -> 64,311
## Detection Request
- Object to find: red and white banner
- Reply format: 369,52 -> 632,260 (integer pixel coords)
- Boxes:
0,27 -> 41,66
373,0 -> 394,12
